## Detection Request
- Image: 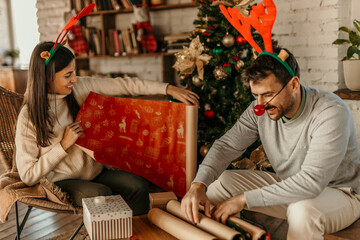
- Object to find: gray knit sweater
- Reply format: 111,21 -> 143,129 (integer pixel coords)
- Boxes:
194,85 -> 360,209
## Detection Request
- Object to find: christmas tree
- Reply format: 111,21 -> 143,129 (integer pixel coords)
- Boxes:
173,0 -> 271,162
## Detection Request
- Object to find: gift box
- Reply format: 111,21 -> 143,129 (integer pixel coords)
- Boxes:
82,195 -> 133,240
149,191 -> 177,210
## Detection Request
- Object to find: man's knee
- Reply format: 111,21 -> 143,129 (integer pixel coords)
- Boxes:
207,171 -> 235,205
287,199 -> 325,233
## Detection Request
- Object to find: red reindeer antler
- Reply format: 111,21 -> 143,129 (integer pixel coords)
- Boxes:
220,0 -> 277,54
54,3 -> 95,49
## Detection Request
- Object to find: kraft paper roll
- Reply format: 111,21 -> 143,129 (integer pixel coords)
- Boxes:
186,105 -> 197,192
228,216 -> 267,240
147,208 -> 216,240
166,200 -> 241,240
198,204 -> 267,240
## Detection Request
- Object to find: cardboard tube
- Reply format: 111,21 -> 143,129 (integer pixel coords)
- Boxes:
185,105 -> 198,192
147,208 -> 216,240
228,216 -> 267,240
166,200 -> 241,240
198,204 -> 267,240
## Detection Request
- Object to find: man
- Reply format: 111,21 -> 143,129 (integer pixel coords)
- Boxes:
181,48 -> 360,239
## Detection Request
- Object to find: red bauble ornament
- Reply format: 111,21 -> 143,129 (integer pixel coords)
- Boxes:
204,110 -> 215,119
254,104 -> 265,116
236,35 -> 247,45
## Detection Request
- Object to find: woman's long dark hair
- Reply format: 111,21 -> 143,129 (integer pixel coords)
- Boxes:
25,41 -> 80,147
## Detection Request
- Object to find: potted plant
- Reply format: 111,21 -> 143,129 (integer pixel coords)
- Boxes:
333,19 -> 360,91
4,49 -> 20,67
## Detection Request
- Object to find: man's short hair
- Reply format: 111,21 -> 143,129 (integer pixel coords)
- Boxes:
242,47 -> 300,86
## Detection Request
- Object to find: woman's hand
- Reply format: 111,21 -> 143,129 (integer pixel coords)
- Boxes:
166,85 -> 199,105
60,121 -> 84,151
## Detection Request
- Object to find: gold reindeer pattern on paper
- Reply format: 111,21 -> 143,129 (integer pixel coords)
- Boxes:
76,92 -> 187,196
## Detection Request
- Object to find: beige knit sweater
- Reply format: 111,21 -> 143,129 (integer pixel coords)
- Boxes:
15,76 -> 168,186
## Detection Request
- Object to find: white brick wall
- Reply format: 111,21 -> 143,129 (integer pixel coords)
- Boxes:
272,0 -> 351,92
36,0 -> 70,42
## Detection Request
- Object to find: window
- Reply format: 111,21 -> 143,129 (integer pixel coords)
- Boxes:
11,0 -> 39,68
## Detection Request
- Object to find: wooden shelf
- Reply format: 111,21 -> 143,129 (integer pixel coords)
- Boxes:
334,88 -> 360,100
75,52 -> 174,60
88,3 -> 197,15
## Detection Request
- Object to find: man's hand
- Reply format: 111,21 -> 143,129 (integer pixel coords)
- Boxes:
181,182 -> 210,224
166,85 -> 199,105
211,194 -> 247,224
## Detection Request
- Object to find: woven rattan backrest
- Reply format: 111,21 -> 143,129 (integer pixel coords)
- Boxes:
0,86 -> 24,172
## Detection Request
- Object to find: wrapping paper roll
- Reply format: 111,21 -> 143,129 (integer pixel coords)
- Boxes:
228,216 -> 268,240
166,200 -> 241,240
198,204 -> 268,240
147,208 -> 216,240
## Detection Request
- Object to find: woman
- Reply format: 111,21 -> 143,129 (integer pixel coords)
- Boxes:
15,41 -> 199,215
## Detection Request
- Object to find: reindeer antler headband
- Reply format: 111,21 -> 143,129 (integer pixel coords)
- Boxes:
42,4 -> 95,66
220,0 -> 295,77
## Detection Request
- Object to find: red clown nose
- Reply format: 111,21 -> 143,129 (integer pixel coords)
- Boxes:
253,104 -> 266,116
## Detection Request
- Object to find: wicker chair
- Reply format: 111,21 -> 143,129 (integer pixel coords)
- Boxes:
0,86 -> 83,240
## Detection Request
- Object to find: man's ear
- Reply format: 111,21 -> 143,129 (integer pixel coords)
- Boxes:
290,76 -> 300,93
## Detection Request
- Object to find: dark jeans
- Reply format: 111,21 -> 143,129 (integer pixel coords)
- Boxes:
55,169 -> 150,216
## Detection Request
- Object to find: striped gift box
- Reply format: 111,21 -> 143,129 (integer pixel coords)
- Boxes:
83,195 -> 133,239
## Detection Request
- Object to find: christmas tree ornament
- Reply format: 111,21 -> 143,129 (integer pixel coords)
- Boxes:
206,38 -> 212,43
200,143 -> 210,157
213,45 -> 224,54
222,32 -> 235,47
173,36 -> 212,80
204,103 -> 211,111
234,0 -> 254,16
223,63 -> 232,75
204,110 -> 215,119
210,0 -> 233,7
236,35 -> 247,45
233,90 -> 239,97
214,65 -> 227,80
192,75 -> 203,87
235,60 -> 245,71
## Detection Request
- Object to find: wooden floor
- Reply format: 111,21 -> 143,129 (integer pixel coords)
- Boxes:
0,162 -> 358,240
